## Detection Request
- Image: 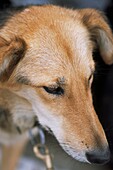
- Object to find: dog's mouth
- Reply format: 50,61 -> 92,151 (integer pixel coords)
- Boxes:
59,141 -> 110,164
59,142 -> 88,163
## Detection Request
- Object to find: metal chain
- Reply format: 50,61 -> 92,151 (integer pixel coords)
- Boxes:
33,144 -> 54,170
29,125 -> 54,170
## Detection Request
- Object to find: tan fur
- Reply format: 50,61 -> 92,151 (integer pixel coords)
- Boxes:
1,139 -> 27,170
0,88 -> 36,137
0,5 -> 113,168
0,88 -> 36,170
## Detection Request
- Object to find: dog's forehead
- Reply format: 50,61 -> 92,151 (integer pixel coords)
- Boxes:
28,22 -> 93,66
14,16 -> 94,85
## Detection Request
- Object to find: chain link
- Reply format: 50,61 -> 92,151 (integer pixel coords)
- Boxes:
33,144 -> 54,170
29,125 -> 54,170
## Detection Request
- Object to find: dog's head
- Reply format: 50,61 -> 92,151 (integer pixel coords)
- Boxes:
0,6 -> 113,164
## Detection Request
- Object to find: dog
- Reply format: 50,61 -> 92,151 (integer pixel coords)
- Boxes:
0,5 -> 113,169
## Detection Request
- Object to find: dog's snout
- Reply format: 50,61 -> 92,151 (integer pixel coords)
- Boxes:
86,147 -> 110,164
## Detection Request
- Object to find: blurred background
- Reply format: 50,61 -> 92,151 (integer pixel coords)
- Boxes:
0,0 -> 113,170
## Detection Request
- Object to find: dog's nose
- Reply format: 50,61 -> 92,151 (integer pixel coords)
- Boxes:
86,147 -> 110,164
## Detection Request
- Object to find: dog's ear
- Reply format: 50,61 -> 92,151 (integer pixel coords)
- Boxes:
0,37 -> 27,82
79,9 -> 113,65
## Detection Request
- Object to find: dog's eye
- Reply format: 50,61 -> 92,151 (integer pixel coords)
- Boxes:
43,86 -> 64,95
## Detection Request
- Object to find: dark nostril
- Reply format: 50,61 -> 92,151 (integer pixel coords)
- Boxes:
86,148 -> 110,165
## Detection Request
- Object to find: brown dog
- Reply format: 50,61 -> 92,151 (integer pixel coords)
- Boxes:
0,5 -> 113,169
